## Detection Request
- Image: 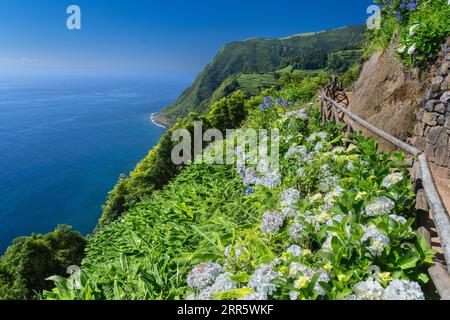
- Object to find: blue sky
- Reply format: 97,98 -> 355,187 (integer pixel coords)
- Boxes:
0,0 -> 373,77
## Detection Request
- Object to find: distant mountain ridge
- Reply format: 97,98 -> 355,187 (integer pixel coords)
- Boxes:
157,25 -> 366,125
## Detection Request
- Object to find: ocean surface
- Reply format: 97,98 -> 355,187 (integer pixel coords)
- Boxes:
0,74 -> 190,253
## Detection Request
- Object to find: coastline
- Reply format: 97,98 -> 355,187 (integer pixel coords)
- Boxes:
150,113 -> 169,129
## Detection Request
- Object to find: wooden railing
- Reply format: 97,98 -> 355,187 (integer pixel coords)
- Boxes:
320,82 -> 450,299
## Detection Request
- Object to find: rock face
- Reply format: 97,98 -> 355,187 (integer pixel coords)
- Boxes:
411,38 -> 450,177
349,37 -> 450,177
348,42 -> 425,151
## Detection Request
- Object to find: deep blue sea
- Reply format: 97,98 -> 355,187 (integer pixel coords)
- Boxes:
0,74 -> 190,253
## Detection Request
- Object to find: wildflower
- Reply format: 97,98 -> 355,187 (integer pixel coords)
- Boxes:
382,172 -> 404,188
407,44 -> 416,55
355,191 -> 367,201
289,222 -> 304,242
409,24 -> 420,36
260,211 -> 285,235
248,262 -> 280,296
286,245 -> 302,257
187,263 -> 223,289
245,188 -> 254,195
294,276 -> 310,289
197,273 -> 237,300
239,291 -> 267,300
289,291 -> 299,300
323,262 -> 332,271
362,225 -> 390,256
353,279 -> 384,300
397,45 -> 406,54
284,109 -> 309,120
285,145 -> 308,159
379,272 -> 392,283
289,262 -> 311,278
383,279 -> 424,300
314,140 -> 324,152
388,214 -> 408,225
255,170 -> 281,189
281,188 -> 301,208
365,196 -> 395,216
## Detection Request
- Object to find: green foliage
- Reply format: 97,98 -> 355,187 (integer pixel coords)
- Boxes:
292,49 -> 328,70
370,0 -> 450,66
340,63 -> 361,90
279,73 -> 331,102
0,225 -> 86,300
99,90 -> 262,228
159,26 -> 365,125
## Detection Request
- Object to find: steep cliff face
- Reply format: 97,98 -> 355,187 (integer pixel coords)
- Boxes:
348,43 -> 427,150
349,39 -> 450,178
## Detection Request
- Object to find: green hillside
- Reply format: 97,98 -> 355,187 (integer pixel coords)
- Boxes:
158,26 -> 365,125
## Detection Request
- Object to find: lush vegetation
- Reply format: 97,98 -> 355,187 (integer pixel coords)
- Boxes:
158,26 -> 365,125
0,225 -> 86,300
44,81 -> 433,300
99,90 -> 253,228
369,0 -> 450,66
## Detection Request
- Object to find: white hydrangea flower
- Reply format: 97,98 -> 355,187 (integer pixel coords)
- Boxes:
186,263 -> 223,289
409,24 -> 420,36
322,236 -> 333,252
260,211 -> 285,235
289,262 -> 312,278
239,291 -> 267,300
388,214 -> 407,225
313,270 -> 330,296
282,206 -> 299,218
247,262 -> 280,296
382,280 -> 425,300
284,109 -> 310,120
353,279 -> 384,300
382,172 -> 404,188
314,140 -> 324,152
407,44 -> 416,55
362,225 -> 390,256
289,222 -> 304,241
286,245 -> 302,257
285,145 -> 308,160
365,196 -> 395,216
346,161 -> 356,171
289,290 -> 299,300
196,272 -> 237,300
242,167 -> 258,186
281,188 -> 301,208
255,170 -> 281,189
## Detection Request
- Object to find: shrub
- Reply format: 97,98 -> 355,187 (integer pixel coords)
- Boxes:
0,225 -> 86,300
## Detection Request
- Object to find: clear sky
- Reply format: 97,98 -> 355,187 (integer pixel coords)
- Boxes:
0,0 -> 373,77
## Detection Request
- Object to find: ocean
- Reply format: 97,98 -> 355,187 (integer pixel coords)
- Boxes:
0,74 -> 190,253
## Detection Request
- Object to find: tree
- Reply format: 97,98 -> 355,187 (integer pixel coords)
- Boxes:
0,225 -> 86,300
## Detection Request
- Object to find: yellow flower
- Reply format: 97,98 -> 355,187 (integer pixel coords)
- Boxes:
379,272 -> 392,283
279,266 -> 288,274
323,262 -> 333,271
294,276 -> 310,289
302,249 -> 312,257
355,191 -> 367,201
337,274 -> 346,282
310,194 -> 322,202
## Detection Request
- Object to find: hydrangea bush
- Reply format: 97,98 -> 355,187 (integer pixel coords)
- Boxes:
186,101 -> 435,300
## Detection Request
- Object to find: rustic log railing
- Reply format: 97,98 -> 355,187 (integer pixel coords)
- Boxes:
320,82 -> 450,299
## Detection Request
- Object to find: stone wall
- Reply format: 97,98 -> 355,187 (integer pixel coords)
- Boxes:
410,40 -> 450,177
